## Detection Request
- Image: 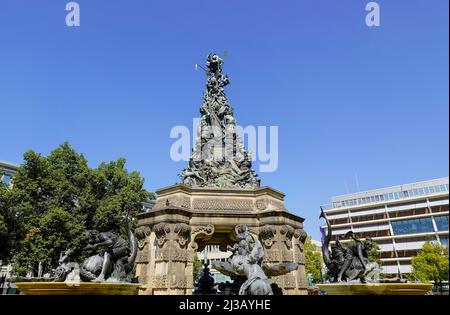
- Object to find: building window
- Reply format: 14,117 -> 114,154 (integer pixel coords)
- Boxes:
440,236 -> 449,249
1,175 -> 11,185
391,217 -> 435,235
434,216 -> 449,231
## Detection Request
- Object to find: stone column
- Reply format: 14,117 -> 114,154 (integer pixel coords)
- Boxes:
151,222 -> 192,295
259,224 -> 306,295
135,226 -> 153,295
292,228 -> 308,295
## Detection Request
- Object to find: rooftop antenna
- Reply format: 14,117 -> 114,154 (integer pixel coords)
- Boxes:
354,170 -> 360,192
344,179 -> 350,194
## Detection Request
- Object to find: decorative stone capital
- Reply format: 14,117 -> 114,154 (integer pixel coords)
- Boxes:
174,223 -> 191,247
259,224 -> 296,250
293,228 -> 307,243
135,226 -> 152,250
153,222 -> 191,249
293,228 -> 308,264
280,225 -> 295,249
259,225 -> 276,248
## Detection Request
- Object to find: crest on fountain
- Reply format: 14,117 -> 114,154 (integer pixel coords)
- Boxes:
179,53 -> 260,189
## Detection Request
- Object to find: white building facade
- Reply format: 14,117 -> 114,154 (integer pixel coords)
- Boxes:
321,177 -> 449,276
0,160 -> 19,187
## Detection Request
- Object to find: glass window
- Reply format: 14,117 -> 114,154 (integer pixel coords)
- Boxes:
440,185 -> 446,192
2,175 -> 11,185
434,215 -> 449,231
391,217 -> 435,235
403,191 -> 409,197
424,187 -> 430,194
440,236 -> 449,249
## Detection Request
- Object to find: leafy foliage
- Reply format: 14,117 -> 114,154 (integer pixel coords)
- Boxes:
193,254 -> 203,280
410,241 -> 449,282
345,239 -> 381,265
0,182 -> 15,259
366,240 -> 381,265
92,158 -> 151,235
0,142 -> 152,276
304,236 -> 323,283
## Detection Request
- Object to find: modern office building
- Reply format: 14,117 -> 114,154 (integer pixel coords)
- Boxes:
0,160 -> 19,187
321,177 -> 449,276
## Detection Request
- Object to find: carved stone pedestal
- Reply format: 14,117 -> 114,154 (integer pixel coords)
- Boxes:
135,184 -> 308,295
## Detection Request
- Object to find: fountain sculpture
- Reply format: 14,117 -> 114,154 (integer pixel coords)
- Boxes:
14,229 -> 140,295
317,209 -> 433,295
212,225 -> 298,295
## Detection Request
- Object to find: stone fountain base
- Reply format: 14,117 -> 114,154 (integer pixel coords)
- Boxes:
15,282 -> 140,295
317,283 -> 433,295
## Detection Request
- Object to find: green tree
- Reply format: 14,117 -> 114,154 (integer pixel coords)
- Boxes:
2,142 -> 152,276
367,240 -> 381,266
92,158 -> 153,235
410,241 -> 449,283
304,236 -> 323,283
193,255 -> 203,280
0,182 -> 16,260
345,239 -> 381,265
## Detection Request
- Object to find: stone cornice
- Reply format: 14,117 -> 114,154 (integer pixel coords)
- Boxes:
155,184 -> 285,200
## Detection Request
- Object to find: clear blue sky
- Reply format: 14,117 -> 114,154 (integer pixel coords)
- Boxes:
0,0 -> 448,240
